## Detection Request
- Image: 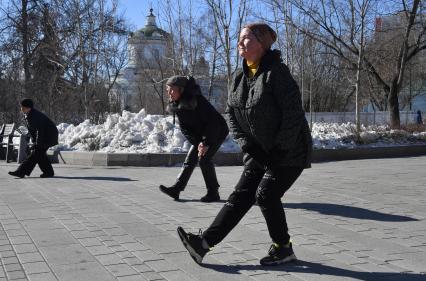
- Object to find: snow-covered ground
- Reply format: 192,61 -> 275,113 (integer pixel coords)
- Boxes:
56,109 -> 426,153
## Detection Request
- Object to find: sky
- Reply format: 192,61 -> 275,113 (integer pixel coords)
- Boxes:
118,0 -> 196,30
0,0 -> 154,28
118,0 -> 152,29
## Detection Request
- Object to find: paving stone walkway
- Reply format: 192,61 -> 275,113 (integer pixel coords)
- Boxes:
0,156 -> 425,281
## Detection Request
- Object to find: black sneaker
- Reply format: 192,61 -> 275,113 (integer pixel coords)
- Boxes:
159,185 -> 181,200
200,191 -> 220,203
8,171 -> 25,178
260,242 -> 297,266
40,173 -> 54,178
177,227 -> 209,264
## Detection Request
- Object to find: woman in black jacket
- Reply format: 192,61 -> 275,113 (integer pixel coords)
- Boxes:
159,76 -> 229,202
177,23 -> 312,266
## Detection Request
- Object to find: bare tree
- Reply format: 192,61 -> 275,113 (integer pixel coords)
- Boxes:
207,24 -> 219,100
354,0 -> 370,133
264,1 -> 355,116
205,0 -> 248,86
0,0 -> 40,96
58,0 -> 127,121
272,0 -> 426,128
20,0 -> 32,95
0,0 -> 128,124
31,3 -> 64,118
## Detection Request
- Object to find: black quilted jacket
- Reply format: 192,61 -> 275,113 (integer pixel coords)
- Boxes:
168,89 -> 228,147
226,49 -> 312,168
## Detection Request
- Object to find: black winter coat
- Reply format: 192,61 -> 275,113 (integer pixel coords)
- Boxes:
168,89 -> 228,147
24,108 -> 59,148
227,49 -> 312,168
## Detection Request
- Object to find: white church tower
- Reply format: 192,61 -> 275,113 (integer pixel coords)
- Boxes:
113,9 -> 172,114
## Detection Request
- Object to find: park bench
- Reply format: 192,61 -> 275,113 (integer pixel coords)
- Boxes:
0,123 -> 28,163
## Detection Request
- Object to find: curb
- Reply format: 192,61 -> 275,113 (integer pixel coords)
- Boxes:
312,144 -> 426,162
48,144 -> 426,166
50,151 -> 242,166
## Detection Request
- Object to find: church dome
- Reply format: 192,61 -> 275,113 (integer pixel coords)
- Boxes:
134,8 -> 168,39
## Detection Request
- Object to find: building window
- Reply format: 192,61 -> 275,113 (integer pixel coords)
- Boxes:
152,48 -> 160,59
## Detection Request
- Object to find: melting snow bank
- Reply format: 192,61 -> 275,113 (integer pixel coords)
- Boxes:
57,109 -> 239,153
312,122 -> 426,149
56,109 -> 426,153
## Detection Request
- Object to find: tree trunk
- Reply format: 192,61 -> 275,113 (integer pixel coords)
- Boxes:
208,29 -> 218,100
355,0 -> 367,134
387,0 -> 420,128
388,84 -> 400,128
21,0 -> 31,95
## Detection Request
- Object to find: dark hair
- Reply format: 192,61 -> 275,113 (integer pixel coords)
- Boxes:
20,98 -> 34,108
166,75 -> 188,88
183,76 -> 201,97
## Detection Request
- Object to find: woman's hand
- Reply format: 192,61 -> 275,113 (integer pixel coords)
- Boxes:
198,143 -> 209,157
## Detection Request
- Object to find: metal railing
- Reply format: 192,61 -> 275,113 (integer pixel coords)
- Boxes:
306,111 -> 420,125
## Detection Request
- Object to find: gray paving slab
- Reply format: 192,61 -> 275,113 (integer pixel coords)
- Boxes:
1,156 -> 426,280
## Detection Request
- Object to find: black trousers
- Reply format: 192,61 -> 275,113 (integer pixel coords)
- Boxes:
16,146 -> 54,176
203,155 -> 303,246
175,141 -> 223,192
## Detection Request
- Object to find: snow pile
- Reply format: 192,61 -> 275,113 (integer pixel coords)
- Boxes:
56,110 -> 426,153
57,109 -> 240,153
311,122 -> 426,149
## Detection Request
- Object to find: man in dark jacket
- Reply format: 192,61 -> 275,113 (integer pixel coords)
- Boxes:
159,76 -> 229,202
8,99 -> 58,178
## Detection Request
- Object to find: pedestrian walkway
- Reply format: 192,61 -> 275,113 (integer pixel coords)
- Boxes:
0,156 -> 425,281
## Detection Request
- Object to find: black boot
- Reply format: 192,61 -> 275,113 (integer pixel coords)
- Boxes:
200,189 -> 220,203
159,184 -> 182,200
8,171 -> 25,178
199,157 -> 220,203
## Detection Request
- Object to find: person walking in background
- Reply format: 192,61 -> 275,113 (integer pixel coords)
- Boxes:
159,76 -> 229,202
8,99 -> 58,178
177,23 -> 312,266
416,110 -> 423,124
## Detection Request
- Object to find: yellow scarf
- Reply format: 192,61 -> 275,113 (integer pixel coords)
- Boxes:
246,60 -> 259,78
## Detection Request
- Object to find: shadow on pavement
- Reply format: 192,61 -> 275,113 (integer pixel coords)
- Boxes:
284,202 -> 418,222
52,176 -> 137,182
202,260 -> 425,281
177,199 -> 227,203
